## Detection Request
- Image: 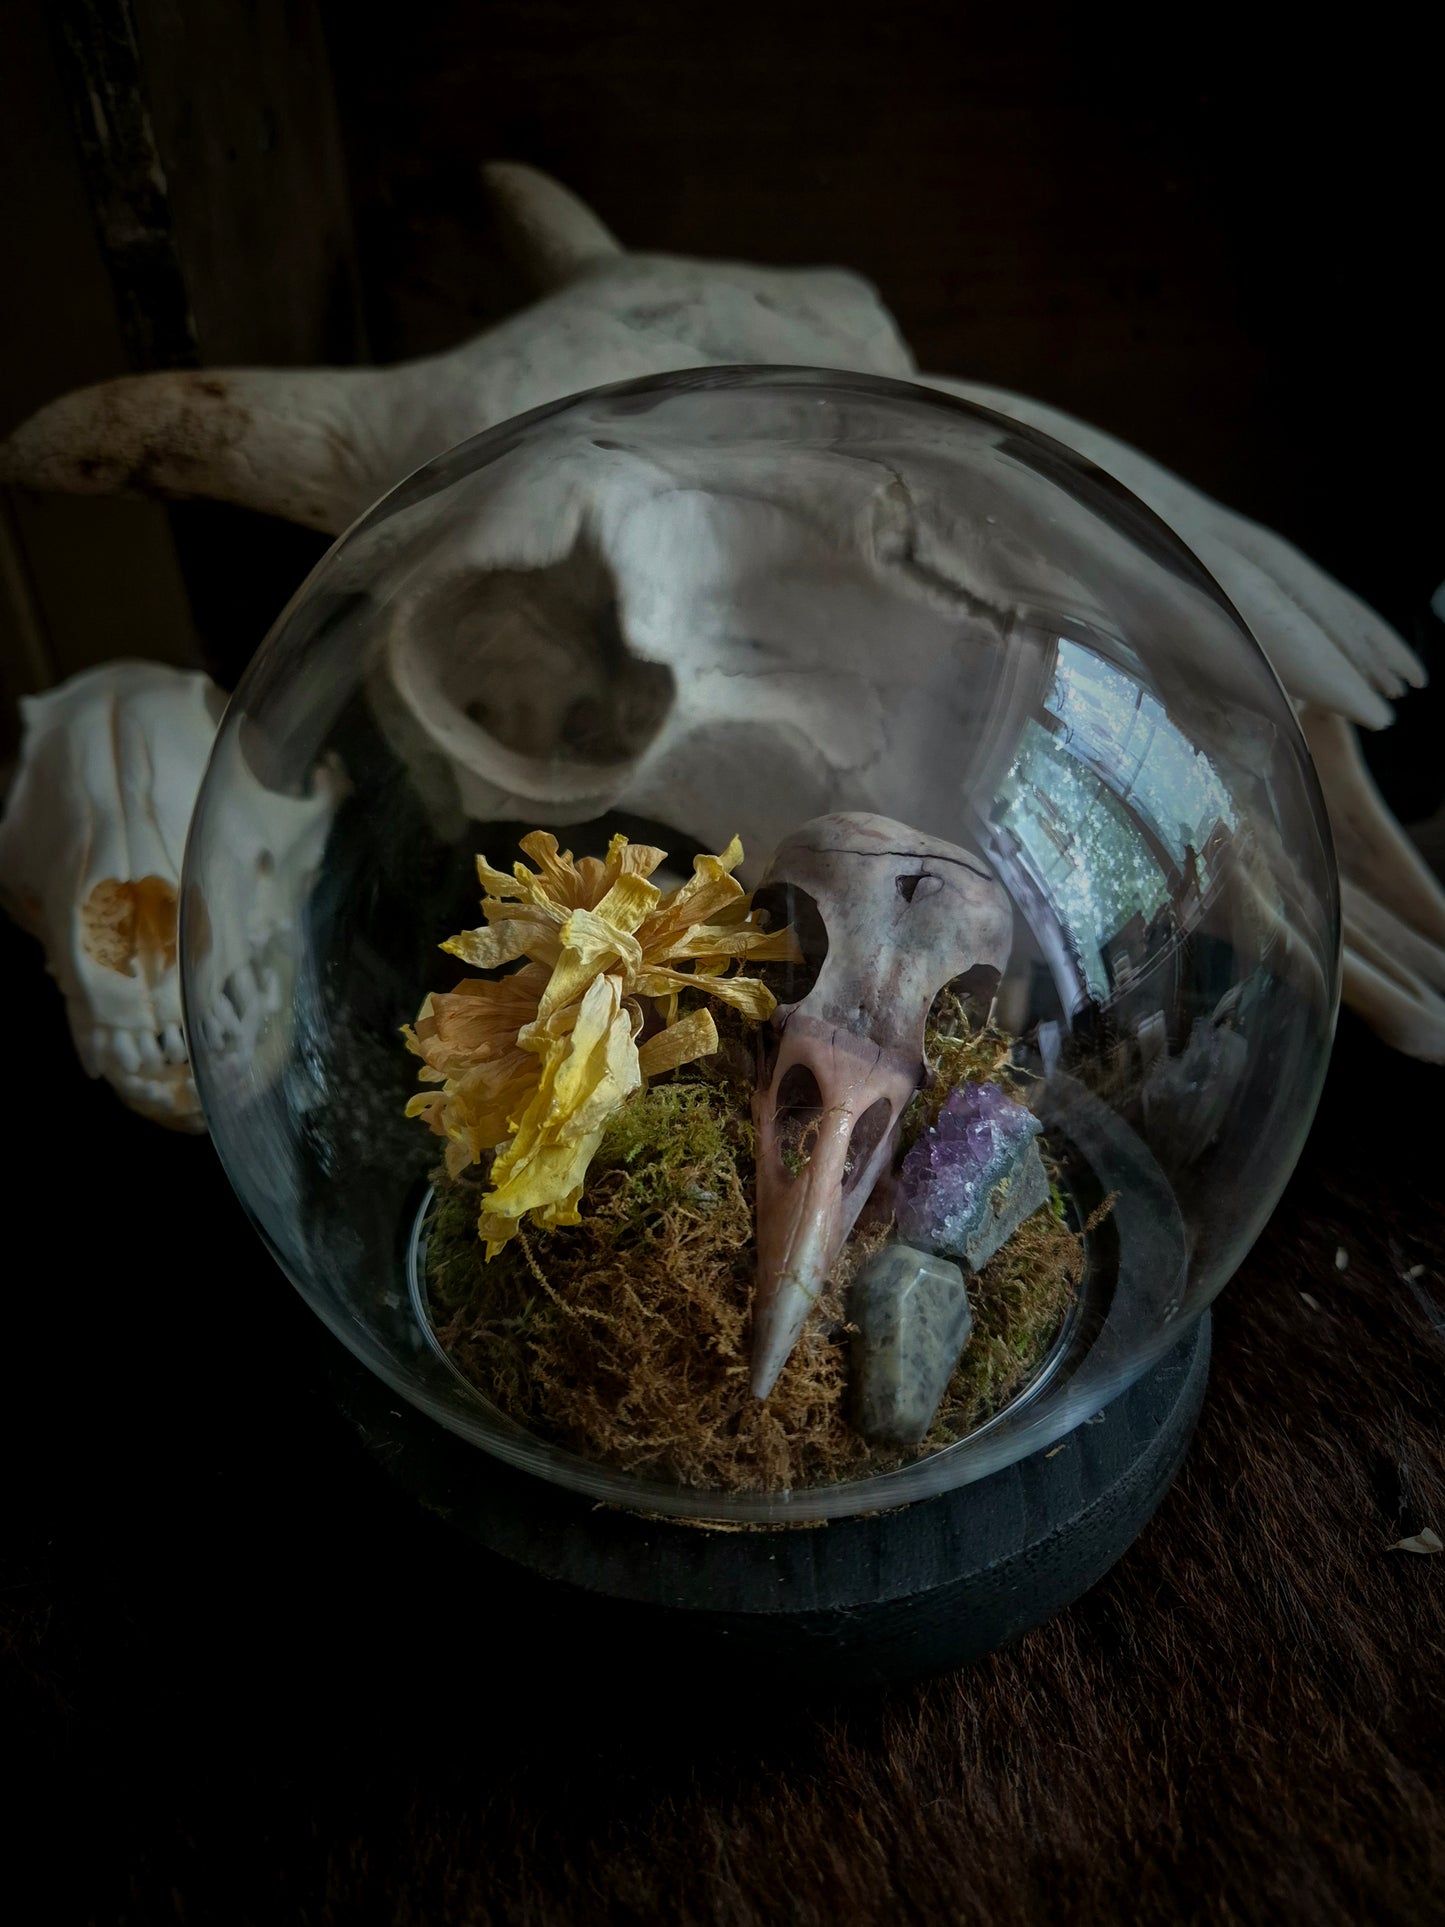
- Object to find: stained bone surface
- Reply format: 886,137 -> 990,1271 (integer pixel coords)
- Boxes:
2,160 -> 1438,1063
0,662 -> 337,1127
0,664 -> 222,1128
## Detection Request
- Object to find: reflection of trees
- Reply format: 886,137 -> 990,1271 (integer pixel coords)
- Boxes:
980,636 -> 1333,1218
990,639 -> 1240,1022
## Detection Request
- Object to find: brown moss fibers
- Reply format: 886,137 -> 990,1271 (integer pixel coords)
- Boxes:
425,996 -> 1088,1493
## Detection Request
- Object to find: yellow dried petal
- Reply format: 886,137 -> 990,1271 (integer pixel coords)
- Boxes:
639,848 -> 751,952
417,967 -> 550,1074
603,831 -> 668,887
667,869 -> 746,928
443,922 -> 533,970
713,835 -> 744,876
481,975 -> 642,1248
662,919 -> 800,962
413,830 -> 787,1253
478,1211 -> 523,1257
593,871 -> 662,935
475,853 -> 525,898
444,1138 -> 476,1181
536,908 -> 645,1020
552,987 -> 643,1140
707,974 -> 777,1021
637,1005 -> 719,1078
733,923 -> 803,961
516,831 -> 592,906
635,964 -> 777,1022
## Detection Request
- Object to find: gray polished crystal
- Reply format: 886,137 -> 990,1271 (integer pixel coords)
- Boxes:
850,1243 -> 974,1447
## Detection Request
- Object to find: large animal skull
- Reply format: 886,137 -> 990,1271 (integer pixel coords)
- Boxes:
0,662 -> 336,1127
1,161 -> 1441,1062
749,813 -> 1014,1397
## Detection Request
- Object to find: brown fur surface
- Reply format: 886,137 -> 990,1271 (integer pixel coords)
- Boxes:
3,983 -> 1442,1925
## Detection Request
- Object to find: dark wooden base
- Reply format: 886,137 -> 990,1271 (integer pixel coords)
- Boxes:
328,1313 -> 1210,1683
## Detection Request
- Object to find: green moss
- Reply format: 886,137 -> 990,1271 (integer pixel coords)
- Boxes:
594,1079 -> 752,1222
425,987 -> 1088,1492
899,986 -> 1030,1153
927,1204 -> 1080,1445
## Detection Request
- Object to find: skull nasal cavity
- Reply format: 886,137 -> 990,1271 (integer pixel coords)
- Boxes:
843,1098 -> 893,1192
773,1063 -> 824,1180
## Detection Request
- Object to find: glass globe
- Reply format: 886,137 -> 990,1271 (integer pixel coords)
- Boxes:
182,368 -> 1338,1523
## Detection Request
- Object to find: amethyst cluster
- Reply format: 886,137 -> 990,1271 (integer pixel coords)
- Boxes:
896,1079 -> 1049,1271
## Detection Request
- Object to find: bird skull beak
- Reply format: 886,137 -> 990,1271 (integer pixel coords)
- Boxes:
749,1014 -> 916,1398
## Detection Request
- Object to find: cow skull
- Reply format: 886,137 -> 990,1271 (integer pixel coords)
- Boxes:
1,161 -> 1441,1063
749,812 -> 1014,1397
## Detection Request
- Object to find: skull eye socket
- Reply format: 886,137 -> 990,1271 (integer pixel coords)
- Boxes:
773,1063 -> 824,1179
424,538 -> 675,768
842,1097 -> 893,1192
750,883 -> 828,1006
928,963 -> 1002,1030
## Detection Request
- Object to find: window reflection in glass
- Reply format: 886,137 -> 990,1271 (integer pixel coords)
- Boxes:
993,639 -> 1239,1006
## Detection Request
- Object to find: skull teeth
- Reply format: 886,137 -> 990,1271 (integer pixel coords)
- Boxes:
76,951 -> 284,1128
81,1022 -> 204,1128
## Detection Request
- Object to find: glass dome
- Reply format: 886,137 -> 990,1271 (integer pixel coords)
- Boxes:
182,368 -> 1338,1523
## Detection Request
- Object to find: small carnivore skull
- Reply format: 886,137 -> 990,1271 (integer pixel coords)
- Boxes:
0,664 -> 225,1128
0,662 -> 337,1129
750,812 -> 1014,1398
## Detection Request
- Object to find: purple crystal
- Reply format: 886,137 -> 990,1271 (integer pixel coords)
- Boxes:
896,1080 -> 1048,1270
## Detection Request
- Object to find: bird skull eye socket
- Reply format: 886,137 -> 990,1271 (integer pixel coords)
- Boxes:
772,1062 -> 824,1179
896,869 -> 943,904
842,1097 -> 892,1192
927,963 -> 1002,1031
750,882 -> 828,1006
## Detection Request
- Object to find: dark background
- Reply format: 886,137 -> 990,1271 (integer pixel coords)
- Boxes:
324,0 -> 1445,807
1,6 -> 1443,1922
2,2 -> 1442,808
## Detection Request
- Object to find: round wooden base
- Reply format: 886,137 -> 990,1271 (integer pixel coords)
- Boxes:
328,1314 -> 1210,1684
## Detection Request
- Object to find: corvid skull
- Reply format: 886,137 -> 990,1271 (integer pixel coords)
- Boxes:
750,811 -> 1014,1397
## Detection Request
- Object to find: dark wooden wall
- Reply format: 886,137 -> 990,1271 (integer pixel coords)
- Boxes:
0,0 -> 360,755
326,4 -> 1439,613
2,0 -> 1442,815
323,1 -> 1443,819
2,17 -> 1444,1918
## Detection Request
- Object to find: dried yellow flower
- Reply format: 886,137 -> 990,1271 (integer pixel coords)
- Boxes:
405,830 -> 796,1255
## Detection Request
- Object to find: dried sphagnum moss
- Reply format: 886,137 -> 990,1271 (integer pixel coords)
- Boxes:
426,997 -> 1087,1493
